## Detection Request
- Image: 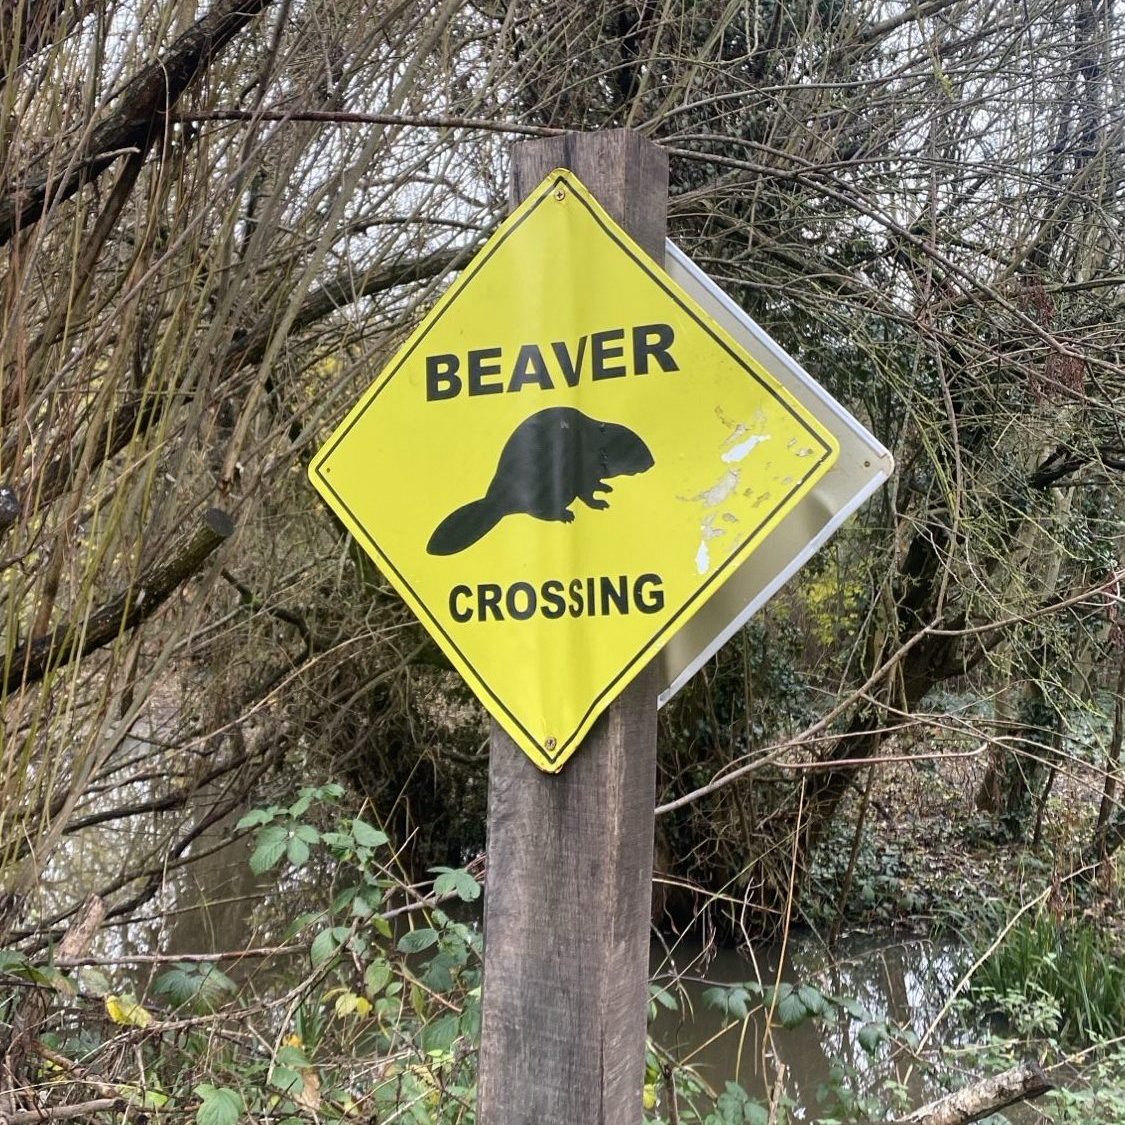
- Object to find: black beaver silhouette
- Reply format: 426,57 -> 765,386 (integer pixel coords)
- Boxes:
427,407 -> 654,556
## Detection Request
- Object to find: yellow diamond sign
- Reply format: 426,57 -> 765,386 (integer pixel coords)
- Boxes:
309,170 -> 839,772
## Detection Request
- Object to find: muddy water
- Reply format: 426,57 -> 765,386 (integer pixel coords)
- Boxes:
154,840 -> 982,1115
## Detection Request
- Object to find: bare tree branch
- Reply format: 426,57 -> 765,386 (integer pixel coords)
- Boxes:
3,509 -> 234,694
0,0 -> 277,245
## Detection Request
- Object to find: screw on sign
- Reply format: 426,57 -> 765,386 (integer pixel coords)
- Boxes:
309,165 -> 838,774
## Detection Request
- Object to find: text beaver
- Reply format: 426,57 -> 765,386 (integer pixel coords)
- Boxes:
424,322 -> 678,400
427,407 -> 655,556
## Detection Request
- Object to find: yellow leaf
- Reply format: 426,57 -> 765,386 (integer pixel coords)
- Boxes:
643,1083 -> 657,1111
104,993 -> 152,1028
334,990 -> 359,1017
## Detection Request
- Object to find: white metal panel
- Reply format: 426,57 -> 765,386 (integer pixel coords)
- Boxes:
657,240 -> 894,705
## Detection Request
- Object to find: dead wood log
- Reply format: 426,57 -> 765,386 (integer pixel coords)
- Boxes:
891,1059 -> 1053,1125
0,1097 -> 125,1123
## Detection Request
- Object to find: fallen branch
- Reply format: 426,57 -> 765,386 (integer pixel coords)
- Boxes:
891,1059 -> 1053,1125
55,943 -> 303,968
4,508 -> 233,693
0,1098 -> 125,1124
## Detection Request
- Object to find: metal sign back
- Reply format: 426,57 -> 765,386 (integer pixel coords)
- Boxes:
657,240 -> 894,704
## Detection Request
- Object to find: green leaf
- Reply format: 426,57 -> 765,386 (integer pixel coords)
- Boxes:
745,1103 -> 769,1125
276,1044 -> 311,1068
431,866 -> 481,902
702,985 -> 754,1019
194,965 -> 236,1010
77,966 -> 111,996
460,1002 -> 481,1039
422,954 -> 455,993
702,985 -> 731,1012
857,1021 -> 888,1053
797,983 -> 829,1016
280,911 -> 321,943
421,1013 -> 460,1054
27,965 -> 74,994
365,959 -> 393,997
776,989 -> 809,1029
351,818 -> 388,849
351,890 -> 377,918
726,987 -> 753,1020
270,1066 -> 303,1094
250,824 -> 289,874
287,794 -> 313,818
153,967 -> 196,1008
194,1085 -> 242,1125
397,928 -> 438,954
321,831 -> 353,854
331,886 -> 358,913
0,949 -> 29,972
118,1084 -> 171,1109
286,836 -> 310,868
310,928 -> 342,968
838,995 -> 870,1021
648,984 -> 677,1011
235,808 -> 274,829
714,1082 -> 768,1124
155,963 -> 236,1012
292,823 -> 320,844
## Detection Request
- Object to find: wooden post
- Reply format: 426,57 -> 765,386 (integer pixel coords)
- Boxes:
476,130 -> 667,1125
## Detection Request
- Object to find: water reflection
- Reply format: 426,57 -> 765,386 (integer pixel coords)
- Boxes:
651,933 -> 970,1116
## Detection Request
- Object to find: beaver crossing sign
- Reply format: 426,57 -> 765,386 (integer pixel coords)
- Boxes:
309,169 -> 840,772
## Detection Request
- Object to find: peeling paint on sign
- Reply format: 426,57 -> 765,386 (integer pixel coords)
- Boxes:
721,433 -> 769,463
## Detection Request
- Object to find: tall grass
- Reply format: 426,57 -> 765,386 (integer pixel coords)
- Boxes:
973,911 -> 1125,1043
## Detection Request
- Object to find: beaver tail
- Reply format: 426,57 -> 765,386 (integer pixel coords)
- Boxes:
426,497 -> 502,556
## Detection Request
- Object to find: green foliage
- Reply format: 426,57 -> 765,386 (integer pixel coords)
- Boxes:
971,911 -> 1125,1043
641,1048 -> 782,1125
0,949 -> 73,995
432,866 -> 482,902
708,1082 -> 770,1125
233,787 -> 484,1121
1044,1049 -> 1125,1124
194,1085 -> 243,1125
1,786 -> 486,1125
237,784 -> 345,873
699,978 -> 891,1043
153,963 -> 236,1012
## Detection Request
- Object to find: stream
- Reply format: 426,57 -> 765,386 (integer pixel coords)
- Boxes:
46,807 -> 1020,1120
650,934 -> 980,1118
